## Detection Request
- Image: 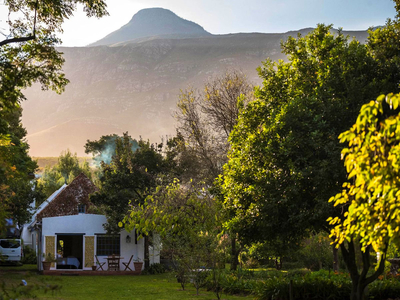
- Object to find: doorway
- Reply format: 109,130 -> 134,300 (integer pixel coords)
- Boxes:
56,234 -> 83,269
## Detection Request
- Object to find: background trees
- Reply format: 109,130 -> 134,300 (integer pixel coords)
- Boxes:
36,149 -> 92,199
175,70 -> 254,185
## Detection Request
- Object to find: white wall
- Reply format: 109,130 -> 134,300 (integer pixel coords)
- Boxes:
42,214 -> 107,236
42,214 -> 108,270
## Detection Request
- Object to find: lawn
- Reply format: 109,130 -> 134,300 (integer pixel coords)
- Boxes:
0,265 -> 254,300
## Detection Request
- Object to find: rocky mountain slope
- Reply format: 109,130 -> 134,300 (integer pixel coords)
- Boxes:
21,9 -> 370,157
90,8 -> 211,46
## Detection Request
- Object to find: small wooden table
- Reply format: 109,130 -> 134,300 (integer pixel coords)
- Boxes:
106,256 -> 123,271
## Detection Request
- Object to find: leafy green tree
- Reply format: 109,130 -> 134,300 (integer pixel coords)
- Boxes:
220,22 -> 400,293
1,0 -> 107,110
122,180 -> 222,294
329,93 -> 400,299
88,133 -> 176,267
0,107 -> 40,232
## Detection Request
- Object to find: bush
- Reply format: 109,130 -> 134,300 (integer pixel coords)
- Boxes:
287,268 -> 311,278
142,263 -> 166,275
21,246 -> 37,264
369,277 -> 400,299
255,270 -> 352,300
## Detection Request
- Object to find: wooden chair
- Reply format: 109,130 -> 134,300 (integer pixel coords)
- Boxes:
122,255 -> 133,271
108,255 -> 119,271
95,255 -> 105,271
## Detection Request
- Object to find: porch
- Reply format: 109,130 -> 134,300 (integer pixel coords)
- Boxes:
41,269 -> 142,276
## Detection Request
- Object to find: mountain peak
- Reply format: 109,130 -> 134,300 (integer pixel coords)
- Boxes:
90,8 -> 211,46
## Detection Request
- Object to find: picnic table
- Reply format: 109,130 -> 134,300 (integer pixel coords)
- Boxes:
106,255 -> 123,271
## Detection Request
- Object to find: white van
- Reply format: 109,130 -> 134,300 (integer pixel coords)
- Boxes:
0,239 -> 22,263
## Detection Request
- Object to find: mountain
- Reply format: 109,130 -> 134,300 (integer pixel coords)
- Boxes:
90,8 -> 211,46
21,9 -> 370,157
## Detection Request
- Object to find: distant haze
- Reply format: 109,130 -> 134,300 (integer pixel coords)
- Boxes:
20,7 -> 381,156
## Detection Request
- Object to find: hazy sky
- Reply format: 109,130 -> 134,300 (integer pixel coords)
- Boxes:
1,0 -> 398,47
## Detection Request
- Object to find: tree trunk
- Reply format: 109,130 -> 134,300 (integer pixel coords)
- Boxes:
230,236 -> 239,271
340,241 -> 386,300
144,235 -> 150,269
333,245 -> 339,272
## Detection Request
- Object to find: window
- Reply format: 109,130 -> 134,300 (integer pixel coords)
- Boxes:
96,235 -> 120,256
0,239 -> 20,248
78,204 -> 86,214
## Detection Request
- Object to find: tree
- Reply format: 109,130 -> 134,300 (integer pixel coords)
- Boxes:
175,70 -> 254,270
87,133 -> 172,267
122,180 -> 222,295
329,93 -> 400,300
220,23 -> 400,288
175,70 -> 254,185
1,0 -> 107,110
0,107 -> 41,232
0,0 -> 107,233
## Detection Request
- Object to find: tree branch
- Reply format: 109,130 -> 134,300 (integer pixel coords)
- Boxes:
0,0 -> 38,47
365,245 -> 387,286
0,35 -> 35,46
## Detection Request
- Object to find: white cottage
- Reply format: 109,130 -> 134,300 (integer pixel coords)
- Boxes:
28,173 -> 159,271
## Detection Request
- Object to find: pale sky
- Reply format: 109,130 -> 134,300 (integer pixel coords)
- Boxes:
1,0 -> 398,47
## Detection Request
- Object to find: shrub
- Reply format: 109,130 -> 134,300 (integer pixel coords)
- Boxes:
21,246 -> 37,265
287,268 -> 311,278
255,270 -> 352,300
369,277 -> 400,299
142,263 -> 166,275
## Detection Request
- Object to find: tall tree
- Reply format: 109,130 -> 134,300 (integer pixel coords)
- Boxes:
0,0 -> 107,232
0,107 -> 41,231
220,22 -> 400,296
87,133 -> 168,229
87,133 -> 174,267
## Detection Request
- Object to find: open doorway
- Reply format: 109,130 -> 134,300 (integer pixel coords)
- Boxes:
56,234 -> 83,269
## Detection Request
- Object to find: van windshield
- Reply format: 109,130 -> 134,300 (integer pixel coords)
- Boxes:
0,240 -> 21,248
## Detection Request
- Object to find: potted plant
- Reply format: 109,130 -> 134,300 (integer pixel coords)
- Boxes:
133,257 -> 143,273
42,253 -> 56,270
85,262 -> 97,271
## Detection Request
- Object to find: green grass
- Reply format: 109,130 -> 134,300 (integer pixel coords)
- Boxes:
0,265 -> 254,299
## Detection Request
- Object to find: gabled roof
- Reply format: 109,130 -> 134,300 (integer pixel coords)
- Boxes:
27,183 -> 67,228
36,173 -> 98,222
